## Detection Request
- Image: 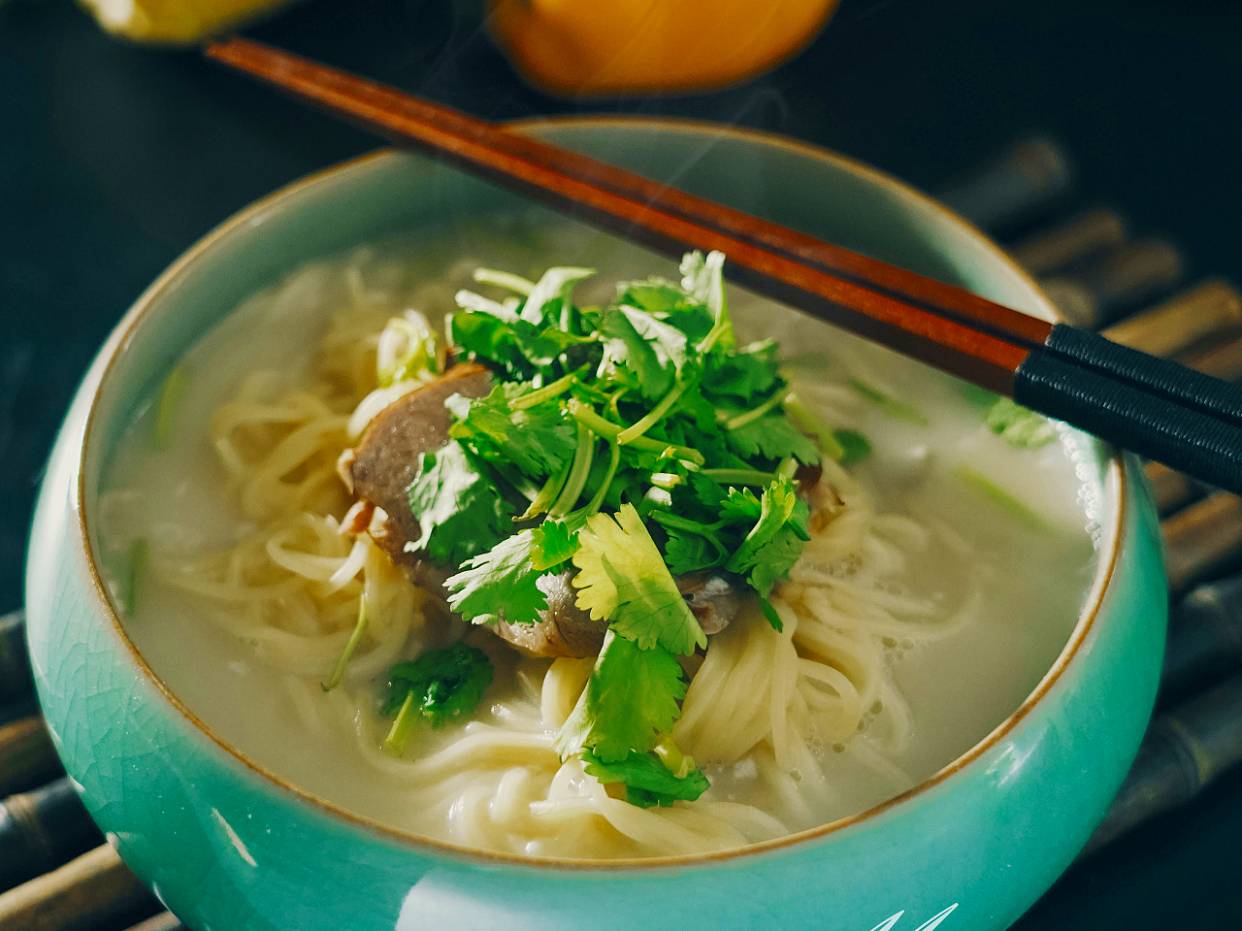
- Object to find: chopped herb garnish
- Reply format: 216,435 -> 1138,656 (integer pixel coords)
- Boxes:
382,643 -> 493,755
394,250 -> 877,804
848,377 -> 929,425
582,748 -> 710,807
323,599 -> 369,691
954,465 -> 1045,528
121,537 -> 148,616
984,397 -> 1057,449
153,366 -> 188,449
834,428 -> 872,466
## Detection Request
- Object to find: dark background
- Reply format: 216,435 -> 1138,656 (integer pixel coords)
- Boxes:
3,0 -> 1240,926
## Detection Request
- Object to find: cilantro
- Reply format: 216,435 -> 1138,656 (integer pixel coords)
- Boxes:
447,383 -> 576,479
520,266 -> 594,325
571,504 -> 707,655
662,528 -> 720,575
985,397 -> 1057,449
680,251 -> 733,352
530,517 -> 581,570
600,305 -> 688,400
582,750 -> 710,807
406,444 -> 513,566
445,530 -> 545,625
727,476 -> 811,624
725,413 -> 821,464
382,643 -> 493,754
704,339 -> 779,401
834,428 -> 872,466
556,631 -> 686,761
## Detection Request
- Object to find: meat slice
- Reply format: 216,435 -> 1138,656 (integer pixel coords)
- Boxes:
350,362 -> 493,570
346,364 -> 755,660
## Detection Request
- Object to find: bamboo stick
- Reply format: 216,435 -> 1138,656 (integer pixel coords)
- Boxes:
1163,493 -> 1242,594
937,137 -> 1074,232
1105,279 -> 1242,358
0,715 -> 60,797
0,844 -> 157,931
1041,239 -> 1184,328
1010,208 -> 1127,276
0,610 -> 31,705
0,778 -> 102,893
1083,672 -> 1242,856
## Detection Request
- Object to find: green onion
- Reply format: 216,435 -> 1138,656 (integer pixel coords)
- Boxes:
121,538 -> 148,616
322,600 -> 369,692
848,378 -> 928,426
383,691 -> 418,755
152,366 -> 188,449
953,465 -> 1044,528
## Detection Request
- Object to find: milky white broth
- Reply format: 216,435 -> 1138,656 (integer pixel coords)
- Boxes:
97,212 -> 1100,856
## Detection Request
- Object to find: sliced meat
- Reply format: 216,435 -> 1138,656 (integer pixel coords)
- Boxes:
495,571 -> 607,659
679,572 -> 747,636
344,364 -> 761,660
349,363 -> 493,573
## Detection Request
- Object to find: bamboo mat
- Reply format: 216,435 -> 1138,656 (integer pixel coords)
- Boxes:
2,136 -> 1241,931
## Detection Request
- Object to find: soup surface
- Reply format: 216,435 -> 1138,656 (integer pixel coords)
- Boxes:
98,214 -> 1100,859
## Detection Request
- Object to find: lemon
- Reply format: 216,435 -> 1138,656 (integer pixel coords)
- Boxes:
80,0 -> 293,44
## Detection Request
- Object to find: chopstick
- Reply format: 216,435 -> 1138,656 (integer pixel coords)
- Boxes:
204,38 -> 1242,495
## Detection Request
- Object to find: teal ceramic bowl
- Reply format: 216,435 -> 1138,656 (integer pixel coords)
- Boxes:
26,118 -> 1167,931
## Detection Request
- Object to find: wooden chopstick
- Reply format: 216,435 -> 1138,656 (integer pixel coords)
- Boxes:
203,38 -> 1242,495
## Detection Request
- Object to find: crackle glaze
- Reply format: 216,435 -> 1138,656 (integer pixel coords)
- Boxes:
25,120 -> 1167,931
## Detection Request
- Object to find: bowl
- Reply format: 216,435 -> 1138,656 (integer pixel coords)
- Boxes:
25,117 -> 1167,930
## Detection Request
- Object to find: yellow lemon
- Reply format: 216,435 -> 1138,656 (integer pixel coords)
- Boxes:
488,0 -> 838,97
80,0 -> 293,44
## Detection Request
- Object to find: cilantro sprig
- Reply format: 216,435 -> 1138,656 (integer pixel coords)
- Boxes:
383,251 -> 881,803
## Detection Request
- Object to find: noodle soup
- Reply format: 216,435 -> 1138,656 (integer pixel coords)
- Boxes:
98,215 -> 1098,860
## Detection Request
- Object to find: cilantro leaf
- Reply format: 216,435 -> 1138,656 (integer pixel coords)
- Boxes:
555,630 -> 686,761
445,530 -> 545,625
719,485 -> 762,523
725,413 -> 821,464
617,279 -> 715,343
448,383 -> 576,479
571,503 -> 706,655
600,305 -> 688,400
834,428 -> 872,466
704,339 -> 779,402
726,476 -> 811,615
519,266 -> 594,325
382,643 -> 493,753
530,517 -> 581,570
680,250 -> 733,352
662,528 -> 722,575
406,443 -> 513,566
449,311 -> 529,377
582,749 -> 710,807
985,397 -> 1057,449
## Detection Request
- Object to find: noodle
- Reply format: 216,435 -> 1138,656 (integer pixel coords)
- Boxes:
111,246 -> 1019,860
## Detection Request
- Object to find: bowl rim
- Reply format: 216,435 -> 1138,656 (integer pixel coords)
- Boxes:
74,114 -> 1127,872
